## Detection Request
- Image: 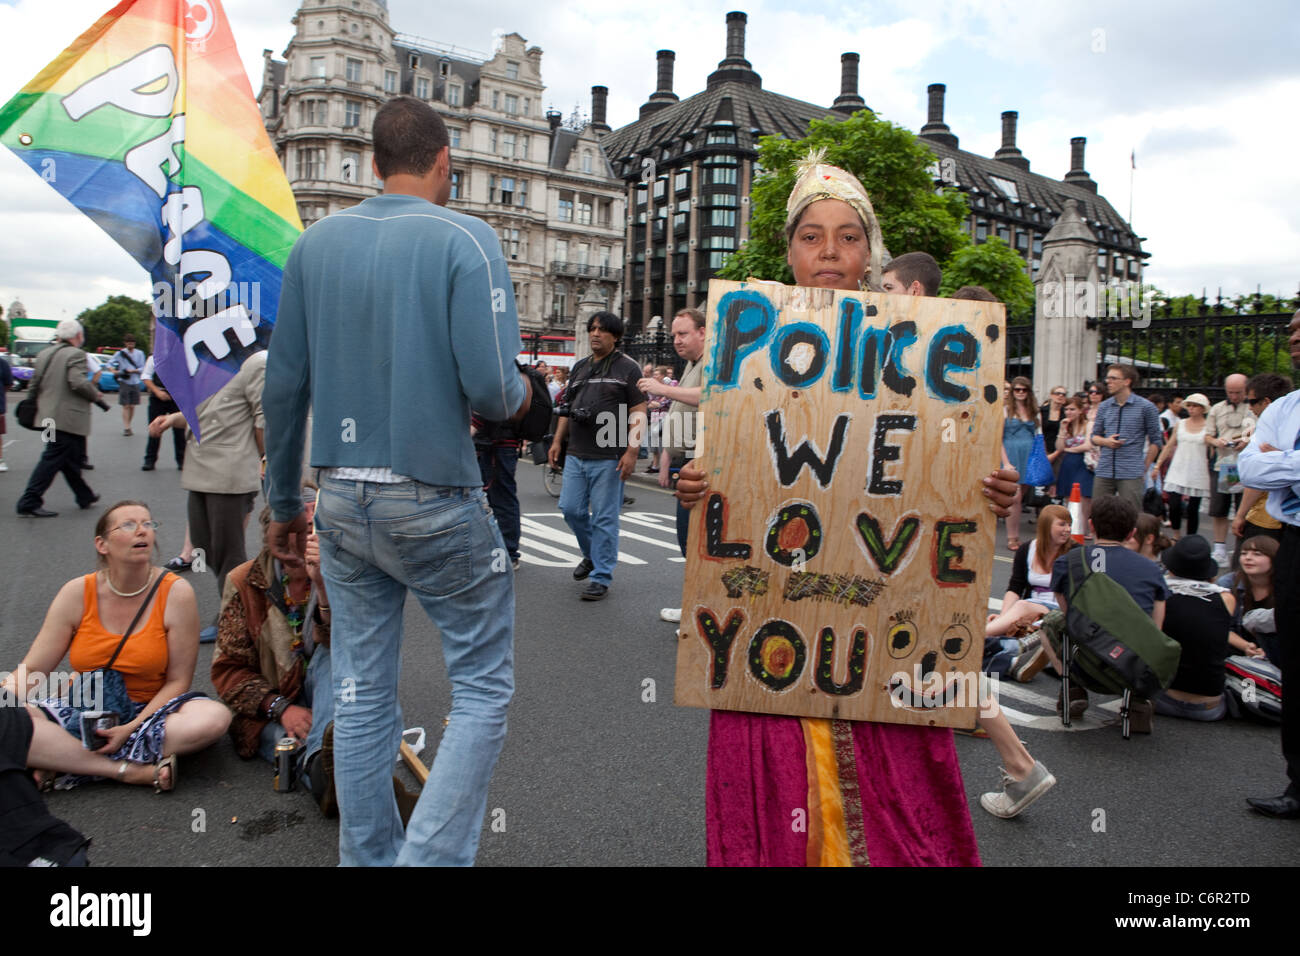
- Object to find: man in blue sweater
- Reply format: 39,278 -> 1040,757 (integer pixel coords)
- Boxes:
263,97 -> 532,865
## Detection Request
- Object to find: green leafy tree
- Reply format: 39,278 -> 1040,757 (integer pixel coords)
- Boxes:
716,110 -> 970,285
77,295 -> 152,352
937,238 -> 1036,324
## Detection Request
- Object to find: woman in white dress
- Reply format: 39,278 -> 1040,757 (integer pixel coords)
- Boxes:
1154,392 -> 1212,538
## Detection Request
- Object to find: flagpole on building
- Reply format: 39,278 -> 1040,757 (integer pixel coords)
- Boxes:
1128,149 -> 1136,227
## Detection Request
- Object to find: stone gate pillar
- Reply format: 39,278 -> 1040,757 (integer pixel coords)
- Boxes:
1033,199 -> 1101,392
573,282 -> 605,363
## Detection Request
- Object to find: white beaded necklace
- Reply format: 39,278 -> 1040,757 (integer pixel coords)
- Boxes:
105,568 -> 153,598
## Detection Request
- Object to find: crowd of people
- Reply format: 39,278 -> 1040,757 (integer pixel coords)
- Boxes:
3,95 -> 1297,867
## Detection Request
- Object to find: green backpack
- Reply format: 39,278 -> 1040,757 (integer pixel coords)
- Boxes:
1061,547 -> 1182,696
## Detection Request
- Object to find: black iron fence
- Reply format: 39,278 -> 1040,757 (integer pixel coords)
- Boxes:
621,331 -> 684,377
1003,312 -> 1296,402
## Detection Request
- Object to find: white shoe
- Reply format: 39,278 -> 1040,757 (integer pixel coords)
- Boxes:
1212,547 -> 1229,567
0,461 -> 8,472
660,607 -> 681,623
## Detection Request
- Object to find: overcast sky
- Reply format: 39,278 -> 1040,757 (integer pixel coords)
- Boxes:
2,0 -> 1298,321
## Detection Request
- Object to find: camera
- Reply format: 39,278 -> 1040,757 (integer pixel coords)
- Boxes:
555,402 -> 593,425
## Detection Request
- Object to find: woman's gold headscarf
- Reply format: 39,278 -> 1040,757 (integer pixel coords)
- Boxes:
784,148 -> 886,290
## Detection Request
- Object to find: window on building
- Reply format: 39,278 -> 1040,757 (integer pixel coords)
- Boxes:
489,128 -> 498,153
409,53 -> 420,70
296,147 -> 325,181
555,239 -> 568,262
552,283 -> 568,317
345,58 -> 362,83
1032,237 -> 1043,256
384,70 -> 397,93
299,98 -> 327,125
708,251 -> 729,269
673,212 -> 687,231
450,170 -> 462,200
706,129 -> 736,144
558,196 -> 573,222
506,61 -> 520,80
599,247 -> 610,269
439,60 -> 449,77
504,94 -> 518,115
492,91 -> 500,111
1128,259 -> 1140,279
448,85 -> 462,106
582,151 -> 592,174
599,200 -> 612,228
518,135 -> 528,160
309,56 -> 326,78
989,176 -> 1019,201
449,127 -> 461,148
709,166 -> 738,185
517,179 -> 528,208
1016,231 -> 1029,253
502,228 -> 521,259
416,77 -> 429,99
500,177 -> 515,204
341,150 -> 359,183
577,243 -> 590,265
975,219 -> 988,241
343,100 -> 361,128
997,223 -> 1010,243
710,192 -> 737,206
577,199 -> 593,225
502,132 -> 515,157
523,98 -> 530,117
653,178 -> 665,199
710,209 -> 736,228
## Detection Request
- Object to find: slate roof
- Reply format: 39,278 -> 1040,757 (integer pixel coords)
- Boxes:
918,139 -> 1141,255
601,80 -> 837,178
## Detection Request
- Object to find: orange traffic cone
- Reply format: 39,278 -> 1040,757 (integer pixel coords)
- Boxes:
1068,483 -> 1084,543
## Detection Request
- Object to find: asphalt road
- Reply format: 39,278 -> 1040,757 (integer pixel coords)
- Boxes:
2,418 -> 1297,866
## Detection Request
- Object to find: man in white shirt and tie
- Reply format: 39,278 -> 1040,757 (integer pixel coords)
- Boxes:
1237,309 -> 1300,819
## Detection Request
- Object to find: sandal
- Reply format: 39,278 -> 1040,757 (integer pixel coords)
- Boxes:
152,754 -> 177,794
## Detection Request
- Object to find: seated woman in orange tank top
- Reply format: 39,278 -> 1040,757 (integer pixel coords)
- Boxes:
2,501 -> 231,791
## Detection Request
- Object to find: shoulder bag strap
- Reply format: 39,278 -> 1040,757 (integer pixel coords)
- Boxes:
103,571 -> 168,670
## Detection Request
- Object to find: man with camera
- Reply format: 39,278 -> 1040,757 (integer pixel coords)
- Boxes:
549,312 -> 647,600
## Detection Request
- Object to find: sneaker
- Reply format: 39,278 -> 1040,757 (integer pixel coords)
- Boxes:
572,557 -> 594,580
199,625 -> 217,643
980,760 -> 1057,819
580,582 -> 609,601
165,556 -> 192,573
1056,684 -> 1088,718
660,607 -> 682,623
1010,645 -> 1048,683
141,462 -> 155,471
0,461 -> 8,472
1127,696 -> 1154,733
309,722 -> 338,819
1212,546 -> 1228,567
1016,633 -> 1041,655
512,558 -> 520,571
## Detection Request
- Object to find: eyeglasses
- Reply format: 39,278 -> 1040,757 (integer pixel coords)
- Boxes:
1248,397 -> 1266,407
1052,390 -> 1067,397
1088,390 -> 1101,395
110,520 -> 161,534
1013,387 -> 1028,393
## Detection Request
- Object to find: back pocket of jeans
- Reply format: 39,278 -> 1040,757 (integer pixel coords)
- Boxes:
391,523 -> 472,597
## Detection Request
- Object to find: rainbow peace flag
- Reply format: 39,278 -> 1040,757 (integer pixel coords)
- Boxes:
0,0 -> 301,437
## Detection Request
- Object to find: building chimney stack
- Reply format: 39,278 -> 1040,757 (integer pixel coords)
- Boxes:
918,82 -> 958,149
707,10 -> 761,89
832,52 -> 867,114
589,86 -> 609,132
1063,136 -> 1097,192
994,110 -> 1029,171
639,50 -> 681,118
725,11 -> 747,60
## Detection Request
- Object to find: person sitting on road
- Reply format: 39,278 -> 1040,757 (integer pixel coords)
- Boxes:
1039,495 -> 1170,729
983,505 -> 1076,682
2,501 -> 231,790
210,484 -> 338,817
1218,536 -> 1279,663
1154,535 -> 1235,721
1132,513 -> 1172,561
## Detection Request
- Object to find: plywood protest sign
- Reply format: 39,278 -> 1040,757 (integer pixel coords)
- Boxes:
673,279 -> 1006,727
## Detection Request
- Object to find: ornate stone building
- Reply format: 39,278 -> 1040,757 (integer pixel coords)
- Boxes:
257,0 -> 624,342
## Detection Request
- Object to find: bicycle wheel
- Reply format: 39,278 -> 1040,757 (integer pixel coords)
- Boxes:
543,465 -> 563,498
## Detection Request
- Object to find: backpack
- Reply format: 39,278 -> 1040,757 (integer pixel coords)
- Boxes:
1061,547 -> 1182,696
510,361 -> 553,442
1223,655 -> 1282,723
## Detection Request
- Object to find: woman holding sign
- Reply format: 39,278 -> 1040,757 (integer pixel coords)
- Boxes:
674,153 -> 1023,864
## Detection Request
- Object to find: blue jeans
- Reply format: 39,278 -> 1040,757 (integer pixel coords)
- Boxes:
477,444 -> 520,561
558,456 -> 623,586
313,476 -> 514,866
257,643 -> 335,791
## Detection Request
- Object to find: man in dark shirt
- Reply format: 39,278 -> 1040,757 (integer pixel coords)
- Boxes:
549,311 -> 647,600
1041,495 -> 1170,727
